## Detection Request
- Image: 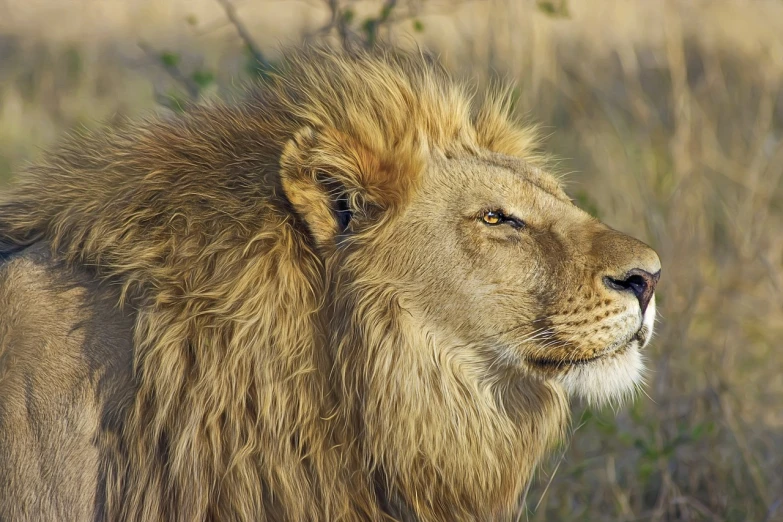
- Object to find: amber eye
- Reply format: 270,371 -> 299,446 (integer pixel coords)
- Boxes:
482,210 -> 504,225
479,209 -> 525,229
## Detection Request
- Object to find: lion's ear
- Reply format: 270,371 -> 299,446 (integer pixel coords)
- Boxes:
280,126 -> 402,250
280,127 -> 347,249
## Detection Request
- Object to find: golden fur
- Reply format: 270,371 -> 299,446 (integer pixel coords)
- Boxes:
0,47 -> 660,521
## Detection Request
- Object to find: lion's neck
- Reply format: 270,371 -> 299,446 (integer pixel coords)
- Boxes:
337,302 -> 569,520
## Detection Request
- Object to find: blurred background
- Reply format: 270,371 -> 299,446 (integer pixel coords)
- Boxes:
1,0 -> 781,520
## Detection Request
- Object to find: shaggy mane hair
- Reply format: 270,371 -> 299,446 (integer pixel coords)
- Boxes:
0,47 -> 567,521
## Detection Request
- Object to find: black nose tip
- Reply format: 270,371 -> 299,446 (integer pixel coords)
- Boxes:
603,269 -> 660,314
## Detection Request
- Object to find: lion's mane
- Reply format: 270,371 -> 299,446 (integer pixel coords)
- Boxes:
0,47 -> 567,521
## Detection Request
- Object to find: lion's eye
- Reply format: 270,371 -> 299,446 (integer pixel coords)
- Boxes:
482,210 -> 503,225
480,210 -> 525,229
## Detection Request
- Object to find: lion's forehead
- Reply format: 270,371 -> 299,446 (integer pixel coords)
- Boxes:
423,154 -> 570,208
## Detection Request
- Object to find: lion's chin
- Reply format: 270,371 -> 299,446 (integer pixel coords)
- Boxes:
553,342 -> 645,407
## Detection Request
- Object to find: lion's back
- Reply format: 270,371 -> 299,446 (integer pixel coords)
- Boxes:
0,244 -> 136,521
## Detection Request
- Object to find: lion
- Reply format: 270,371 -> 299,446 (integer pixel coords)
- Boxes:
0,47 -> 660,521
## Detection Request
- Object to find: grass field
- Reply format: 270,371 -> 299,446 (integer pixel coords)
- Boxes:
1,1 -> 781,520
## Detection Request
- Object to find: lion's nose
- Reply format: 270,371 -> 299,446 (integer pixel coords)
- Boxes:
603,269 -> 660,314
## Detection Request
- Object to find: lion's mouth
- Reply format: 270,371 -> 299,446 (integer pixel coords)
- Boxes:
526,326 -> 649,371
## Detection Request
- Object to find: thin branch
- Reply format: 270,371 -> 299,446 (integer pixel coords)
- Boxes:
381,0 -> 398,21
363,0 -> 398,46
306,0 -> 428,50
138,41 -> 200,100
326,0 -> 352,48
214,0 -> 269,68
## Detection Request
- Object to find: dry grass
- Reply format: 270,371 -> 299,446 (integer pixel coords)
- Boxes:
1,1 -> 781,520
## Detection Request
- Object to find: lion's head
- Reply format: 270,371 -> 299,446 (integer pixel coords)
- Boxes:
278,49 -> 659,404
0,47 -> 660,521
